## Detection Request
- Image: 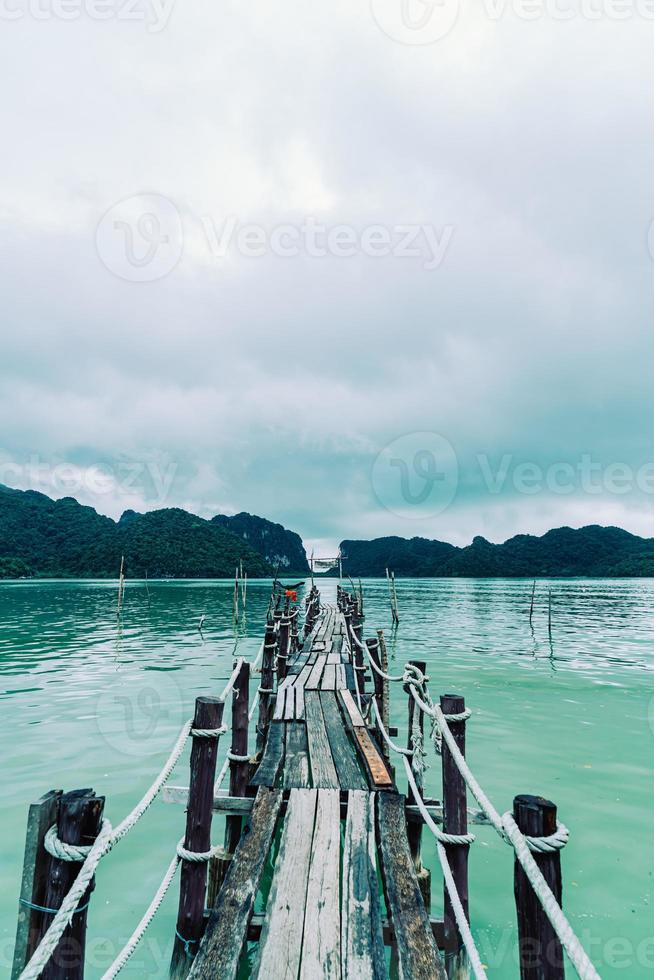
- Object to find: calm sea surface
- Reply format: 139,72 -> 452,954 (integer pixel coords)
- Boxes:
1,578 -> 652,978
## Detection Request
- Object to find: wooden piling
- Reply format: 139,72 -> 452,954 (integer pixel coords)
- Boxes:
513,795 -> 564,980
170,696 -> 224,978
366,638 -> 384,747
256,624 -> 277,757
405,661 -> 430,910
376,629 -> 391,753
440,694 -> 469,979
40,789 -> 105,980
225,661 -> 251,859
277,614 -> 290,682
12,790 -> 63,979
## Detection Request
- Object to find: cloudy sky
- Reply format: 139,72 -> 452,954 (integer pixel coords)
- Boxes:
2,0 -> 654,554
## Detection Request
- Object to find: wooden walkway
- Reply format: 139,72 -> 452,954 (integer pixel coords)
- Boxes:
190,605 -> 445,980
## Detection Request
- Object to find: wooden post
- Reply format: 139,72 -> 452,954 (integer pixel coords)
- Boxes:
277,614 -> 290,681
513,795 -> 564,980
441,694 -> 469,978
404,661 -> 430,910
38,789 -> 105,980
376,629 -> 391,754
290,605 -> 299,653
12,790 -> 63,979
170,696 -> 223,978
366,638 -> 384,746
225,661 -> 250,859
256,624 -> 276,757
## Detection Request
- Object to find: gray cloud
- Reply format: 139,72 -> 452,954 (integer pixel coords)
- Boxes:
1,1 -> 654,555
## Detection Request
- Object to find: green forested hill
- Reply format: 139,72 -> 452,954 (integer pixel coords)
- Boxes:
212,512 -> 310,575
340,525 -> 654,577
0,486 -> 273,578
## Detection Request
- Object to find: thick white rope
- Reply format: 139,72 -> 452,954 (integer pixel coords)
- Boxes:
436,838 -> 487,980
220,658 -> 245,702
405,680 -> 600,980
100,850 -> 180,980
350,630 -> 405,682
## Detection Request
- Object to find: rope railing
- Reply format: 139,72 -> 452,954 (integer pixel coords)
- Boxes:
18,637 -> 268,980
353,624 -> 601,980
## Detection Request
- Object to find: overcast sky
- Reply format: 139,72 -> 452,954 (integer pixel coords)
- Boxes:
2,0 -> 654,555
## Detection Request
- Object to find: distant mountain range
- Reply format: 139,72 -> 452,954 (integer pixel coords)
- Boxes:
338,526 -> 654,577
2,483 -> 654,579
0,485 -> 309,578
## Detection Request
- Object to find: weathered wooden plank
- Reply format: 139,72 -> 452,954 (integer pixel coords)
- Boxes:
336,665 -> 347,690
322,664 -> 337,690
189,787 -> 282,980
273,686 -> 287,721
327,652 -> 341,665
342,791 -> 386,979
332,634 -> 344,656
338,689 -> 365,728
300,790 -> 341,978
283,685 -> 296,721
284,722 -> 311,788
306,655 -> 327,691
378,793 -> 447,979
294,663 -> 313,720
344,663 -> 356,691
303,692 -> 339,788
251,721 -> 285,787
353,728 -> 394,788
253,789 -> 318,979
320,693 -> 368,790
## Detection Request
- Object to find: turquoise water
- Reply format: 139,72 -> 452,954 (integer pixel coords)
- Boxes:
1,578 -> 652,978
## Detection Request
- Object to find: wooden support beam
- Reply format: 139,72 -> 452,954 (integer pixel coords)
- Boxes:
377,792 -> 447,979
189,788 -> 283,980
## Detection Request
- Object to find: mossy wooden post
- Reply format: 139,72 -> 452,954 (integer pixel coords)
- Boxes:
225,661 -> 250,859
12,790 -> 63,979
513,795 -> 564,980
40,788 -> 105,980
405,661 -> 430,910
441,694 -> 469,979
256,624 -> 277,757
170,696 -> 223,978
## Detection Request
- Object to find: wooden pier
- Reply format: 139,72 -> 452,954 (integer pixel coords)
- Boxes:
12,582 -> 601,980
191,595 -> 443,979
